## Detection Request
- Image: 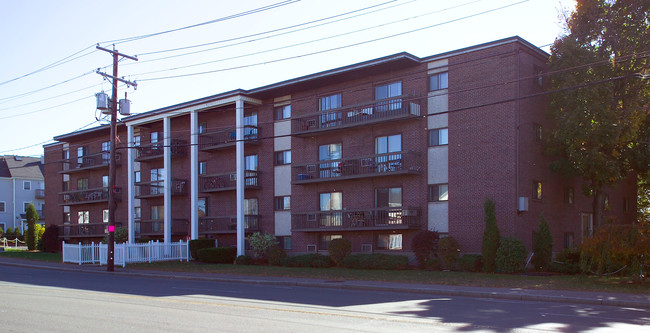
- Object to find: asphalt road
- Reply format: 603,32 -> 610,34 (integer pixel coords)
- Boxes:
1,265 -> 648,332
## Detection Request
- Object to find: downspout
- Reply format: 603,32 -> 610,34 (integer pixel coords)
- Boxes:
515,48 -> 521,237
12,178 -> 16,232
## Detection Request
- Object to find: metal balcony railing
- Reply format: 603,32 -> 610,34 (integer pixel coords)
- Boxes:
198,171 -> 259,192
60,151 -> 121,173
58,222 -> 123,237
292,96 -> 421,136
59,187 -> 121,205
134,179 -> 187,198
198,215 -> 259,234
135,139 -> 187,161
198,125 -> 259,151
292,151 -> 421,184
292,206 -> 421,231
135,219 -> 188,236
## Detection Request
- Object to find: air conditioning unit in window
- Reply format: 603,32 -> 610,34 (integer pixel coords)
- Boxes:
307,244 -> 317,253
518,197 -> 529,212
361,244 -> 373,253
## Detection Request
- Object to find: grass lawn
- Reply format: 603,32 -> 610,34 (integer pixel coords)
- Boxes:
1,249 -> 648,294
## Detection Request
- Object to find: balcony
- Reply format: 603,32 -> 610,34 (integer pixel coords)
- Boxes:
59,151 -> 121,173
59,187 -> 121,205
198,126 -> 259,151
198,171 -> 260,193
134,179 -> 187,199
292,151 -> 421,184
292,207 -> 421,232
135,139 -> 187,162
58,222 -> 123,238
135,219 -> 188,237
198,215 -> 259,235
292,97 -> 421,136
35,189 -> 45,199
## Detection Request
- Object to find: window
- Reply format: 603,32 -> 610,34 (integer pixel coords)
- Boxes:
319,143 -> 342,178
604,194 -> 610,211
77,178 -> 88,190
319,94 -> 341,111
319,234 -> 342,250
245,155 -> 258,171
377,234 -> 402,250
429,72 -> 448,91
103,209 -> 109,223
320,192 -> 342,227
133,135 -> 141,147
534,65 -> 544,87
63,212 -> 70,223
151,206 -> 164,220
134,171 -> 141,196
274,105 -> 291,120
151,132 -> 159,145
280,236 -> 292,250
62,149 -> 70,160
78,211 -> 89,224
199,161 -> 207,175
428,128 -> 449,146
198,198 -> 207,217
0,202 -> 5,212
23,181 -> 31,190
134,207 -> 141,220
565,187 -> 574,205
274,150 -> 291,165
534,124 -> 543,142
77,146 -> 87,166
581,213 -> 593,239
275,196 -> 291,210
102,175 -> 109,188
151,168 -> 164,195
533,181 -> 542,200
564,233 -> 575,249
102,141 -> 110,162
376,188 -> 402,208
375,134 -> 402,154
244,112 -> 258,139
375,81 -> 402,111
199,122 -> 207,134
22,202 -> 30,213
428,184 -> 449,202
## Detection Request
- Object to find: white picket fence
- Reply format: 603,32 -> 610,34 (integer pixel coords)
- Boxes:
62,240 -> 189,267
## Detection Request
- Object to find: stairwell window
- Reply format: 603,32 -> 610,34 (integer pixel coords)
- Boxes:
275,196 -> 291,210
274,105 -> 291,120
429,72 -> 448,91
274,150 -> 291,165
428,184 -> 449,202
428,128 -> 448,146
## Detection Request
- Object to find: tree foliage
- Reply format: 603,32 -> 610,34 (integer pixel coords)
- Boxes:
411,230 -> 439,269
532,214 -> 553,271
248,232 -> 278,260
25,203 -> 39,250
481,199 -> 500,272
547,0 -> 650,226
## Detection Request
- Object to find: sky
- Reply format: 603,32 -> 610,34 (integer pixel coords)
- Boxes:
0,0 -> 576,157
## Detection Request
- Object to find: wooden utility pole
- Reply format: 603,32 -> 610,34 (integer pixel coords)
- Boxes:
96,45 -> 137,271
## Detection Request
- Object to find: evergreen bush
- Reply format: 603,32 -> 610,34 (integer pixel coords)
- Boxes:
438,236 -> 460,270
328,238 -> 351,266
495,237 -> 527,273
197,247 -> 237,264
481,199 -> 501,272
25,203 -> 38,250
41,225 -> 60,253
189,238 -> 216,259
551,247 -> 581,274
532,214 -> 553,271
412,230 -> 439,269
267,245 -> 287,266
457,254 -> 483,272
281,254 -> 331,268
235,255 -> 254,265
249,232 -> 278,260
342,253 -> 409,270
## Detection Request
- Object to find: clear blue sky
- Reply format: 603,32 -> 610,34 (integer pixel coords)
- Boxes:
0,0 -> 575,157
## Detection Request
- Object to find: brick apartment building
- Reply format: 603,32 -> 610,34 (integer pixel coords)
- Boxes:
43,37 -> 637,256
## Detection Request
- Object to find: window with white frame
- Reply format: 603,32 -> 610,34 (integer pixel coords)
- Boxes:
377,234 -> 402,250
274,105 -> 291,120
77,146 -> 87,166
199,161 -> 207,175
274,150 -> 291,165
198,197 -> 207,217
319,94 -> 342,128
77,178 -> 88,190
319,234 -> 342,250
199,122 -> 207,134
78,211 -> 89,224
245,155 -> 258,171
23,181 -> 31,190
151,168 -> 164,195
375,81 -> 402,111
151,205 -> 164,220
103,209 -> 109,223
428,184 -> 449,202
319,143 -> 342,178
274,196 -> 291,211
0,202 -> 5,212
24,202 -> 32,213
428,128 -> 448,146
134,207 -> 141,220
429,72 -> 448,91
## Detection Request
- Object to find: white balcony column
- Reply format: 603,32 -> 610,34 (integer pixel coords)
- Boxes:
163,116 -> 172,244
190,110 -> 199,240
236,98 -> 245,256
127,124 -> 135,244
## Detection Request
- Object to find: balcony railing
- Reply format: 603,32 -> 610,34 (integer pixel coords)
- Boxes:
58,222 -> 123,238
135,179 -> 187,199
35,189 -> 45,199
59,187 -> 121,205
292,151 -> 421,184
198,215 -> 259,234
59,151 -> 121,173
292,206 -> 421,232
135,139 -> 187,161
136,219 -> 188,236
198,171 -> 260,192
292,97 -> 421,136
198,125 -> 259,151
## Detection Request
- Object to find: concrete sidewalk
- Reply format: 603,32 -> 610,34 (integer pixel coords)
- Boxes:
1,256 -> 649,309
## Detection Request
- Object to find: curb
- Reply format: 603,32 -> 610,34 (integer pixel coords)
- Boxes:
2,260 -> 648,309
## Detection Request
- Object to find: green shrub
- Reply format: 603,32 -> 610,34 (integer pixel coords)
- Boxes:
342,253 -> 409,270
25,203 -> 38,250
532,214 -> 553,271
438,236 -> 460,270
249,232 -> 278,259
189,238 -> 216,260
281,254 -> 331,268
197,247 -> 237,264
328,238 -> 351,266
102,227 -> 129,244
551,247 -> 581,274
40,225 -> 60,253
481,199 -> 501,272
457,254 -> 483,272
424,257 -> 442,271
412,230 -> 439,269
495,237 -> 527,273
235,255 -> 254,265
267,245 -> 287,266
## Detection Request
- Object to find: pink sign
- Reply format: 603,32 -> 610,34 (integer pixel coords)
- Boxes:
108,226 -> 115,232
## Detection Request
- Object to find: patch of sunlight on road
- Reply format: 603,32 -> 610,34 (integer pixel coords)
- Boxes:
340,298 -> 451,317
590,323 -> 650,333
522,322 -> 568,331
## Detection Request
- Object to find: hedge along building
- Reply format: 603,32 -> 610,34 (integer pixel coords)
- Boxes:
43,36 -> 637,257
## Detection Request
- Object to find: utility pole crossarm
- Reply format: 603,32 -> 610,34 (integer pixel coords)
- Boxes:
95,70 -> 138,88
96,45 -> 138,61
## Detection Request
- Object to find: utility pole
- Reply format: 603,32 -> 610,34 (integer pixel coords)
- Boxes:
96,45 -> 137,272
